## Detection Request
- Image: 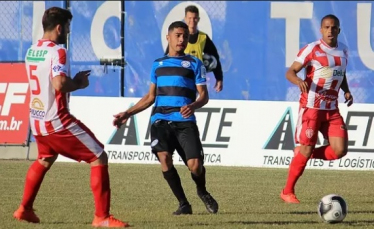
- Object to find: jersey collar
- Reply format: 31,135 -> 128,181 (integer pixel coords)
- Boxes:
320,39 -> 338,49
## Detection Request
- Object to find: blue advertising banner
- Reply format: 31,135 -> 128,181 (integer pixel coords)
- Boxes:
125,1 -> 374,102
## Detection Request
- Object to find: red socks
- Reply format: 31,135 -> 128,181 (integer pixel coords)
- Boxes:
20,161 -> 111,218
311,145 -> 339,160
90,165 -> 111,218
284,146 -> 340,194
21,161 -> 49,209
284,153 -> 308,194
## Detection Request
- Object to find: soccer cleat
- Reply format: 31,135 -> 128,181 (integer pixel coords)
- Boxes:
280,190 -> 300,204
13,205 -> 40,223
293,146 -> 301,157
172,204 -> 192,215
92,215 -> 130,228
198,193 -> 219,214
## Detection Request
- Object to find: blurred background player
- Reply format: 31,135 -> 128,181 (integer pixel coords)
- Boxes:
13,7 -> 129,227
165,5 -> 223,92
113,21 -> 218,215
280,14 -> 353,203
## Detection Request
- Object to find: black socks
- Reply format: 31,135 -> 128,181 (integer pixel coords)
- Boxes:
191,166 -> 208,196
163,166 -> 189,206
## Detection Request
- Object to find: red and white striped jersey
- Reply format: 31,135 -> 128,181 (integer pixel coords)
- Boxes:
25,39 -> 77,136
295,39 -> 348,110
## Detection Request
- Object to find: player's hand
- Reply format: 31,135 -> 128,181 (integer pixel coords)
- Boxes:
214,80 -> 223,92
344,92 -> 353,107
180,105 -> 195,118
112,111 -> 131,129
74,70 -> 91,89
297,80 -> 308,93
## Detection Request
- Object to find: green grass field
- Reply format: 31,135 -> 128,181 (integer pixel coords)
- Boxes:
1,160 -> 374,229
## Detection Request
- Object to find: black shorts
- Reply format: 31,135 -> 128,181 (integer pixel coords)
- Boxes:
150,120 -> 204,163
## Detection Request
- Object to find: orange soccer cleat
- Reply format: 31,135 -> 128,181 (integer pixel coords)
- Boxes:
13,205 -> 40,223
280,190 -> 300,204
92,215 -> 130,228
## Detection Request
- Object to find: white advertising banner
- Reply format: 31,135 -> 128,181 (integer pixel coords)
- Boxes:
57,97 -> 374,171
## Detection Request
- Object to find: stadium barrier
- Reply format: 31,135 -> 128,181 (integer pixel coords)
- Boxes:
53,96 -> 374,171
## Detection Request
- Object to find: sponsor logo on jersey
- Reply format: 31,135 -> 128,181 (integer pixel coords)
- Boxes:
30,98 -> 45,119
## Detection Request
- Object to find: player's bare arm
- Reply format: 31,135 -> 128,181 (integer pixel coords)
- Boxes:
125,83 -> 157,115
180,84 -> 209,118
112,83 -> 156,128
286,61 -> 308,93
52,70 -> 91,92
341,73 -> 353,107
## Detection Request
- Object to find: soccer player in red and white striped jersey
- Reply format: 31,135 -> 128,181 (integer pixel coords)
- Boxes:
13,7 -> 129,227
281,14 -> 353,204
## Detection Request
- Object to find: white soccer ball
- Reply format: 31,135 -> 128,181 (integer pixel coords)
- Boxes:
202,53 -> 217,73
318,194 -> 347,224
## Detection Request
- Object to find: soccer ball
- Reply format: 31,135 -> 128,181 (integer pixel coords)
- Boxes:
318,194 -> 347,223
202,53 -> 217,72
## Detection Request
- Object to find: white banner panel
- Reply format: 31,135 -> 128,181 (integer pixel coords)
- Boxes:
247,102 -> 374,171
56,97 -> 374,170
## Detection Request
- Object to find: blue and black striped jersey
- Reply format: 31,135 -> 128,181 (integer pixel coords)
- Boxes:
150,54 -> 206,123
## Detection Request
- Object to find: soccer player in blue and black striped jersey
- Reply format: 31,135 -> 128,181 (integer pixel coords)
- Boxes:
113,21 -> 218,215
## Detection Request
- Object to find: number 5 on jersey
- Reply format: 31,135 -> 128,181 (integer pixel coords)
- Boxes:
29,65 -> 41,95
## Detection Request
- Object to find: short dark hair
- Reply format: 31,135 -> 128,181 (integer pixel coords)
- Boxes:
168,21 -> 188,32
321,14 -> 340,27
185,5 -> 199,16
42,7 -> 73,32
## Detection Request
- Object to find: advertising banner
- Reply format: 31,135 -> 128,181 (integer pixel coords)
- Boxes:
60,96 -> 374,171
0,63 -> 30,145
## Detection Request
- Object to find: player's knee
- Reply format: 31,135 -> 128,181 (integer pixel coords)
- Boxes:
38,155 -> 58,168
157,152 -> 173,171
91,151 -> 108,166
299,145 -> 314,158
330,139 -> 348,158
333,146 -> 348,158
187,158 -> 202,175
